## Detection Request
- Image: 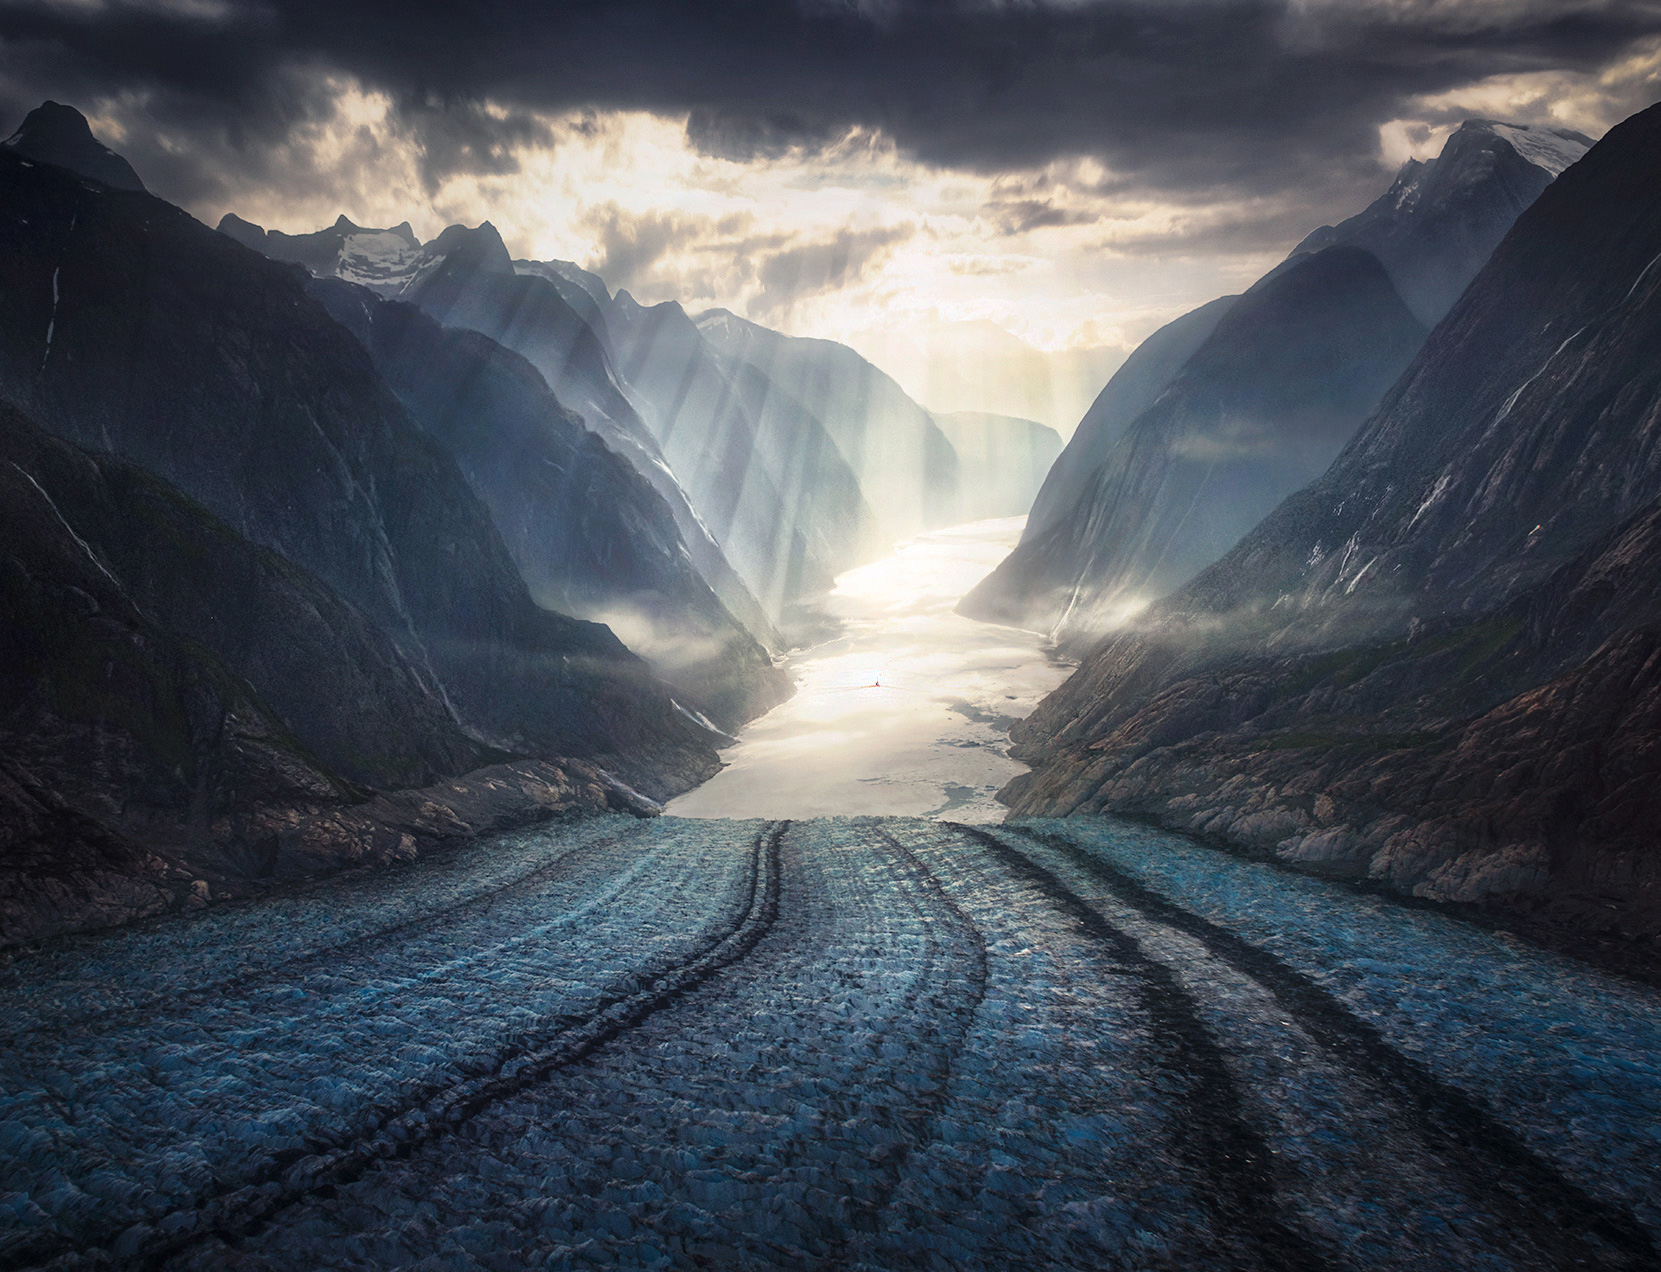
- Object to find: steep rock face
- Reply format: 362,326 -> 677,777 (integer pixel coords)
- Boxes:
1022,295 -> 1240,542
1006,102 -> 1661,946
696,309 -> 962,546
966,248 -> 1425,636
0,150 -> 718,798
606,291 -> 879,614
1290,120 -> 1590,326
309,278 -> 789,730
0,403 -> 489,792
972,118 -> 1584,636
2,101 -> 144,191
928,411 -> 1063,522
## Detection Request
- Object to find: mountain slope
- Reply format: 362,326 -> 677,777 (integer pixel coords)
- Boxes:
0,142 -> 717,799
606,290 -> 879,614
965,247 -> 1425,635
970,118 -> 1587,637
0,401 -> 649,947
308,277 -> 789,729
223,214 -> 780,652
1022,295 -> 1239,542
1005,100 -> 1661,945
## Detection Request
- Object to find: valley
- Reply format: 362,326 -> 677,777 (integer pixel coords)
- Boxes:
668,518 -> 1072,822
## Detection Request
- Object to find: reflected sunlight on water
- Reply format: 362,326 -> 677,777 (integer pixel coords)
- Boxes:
667,517 -> 1074,821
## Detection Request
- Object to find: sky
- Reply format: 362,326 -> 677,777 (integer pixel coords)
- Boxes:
4,0 -> 1659,432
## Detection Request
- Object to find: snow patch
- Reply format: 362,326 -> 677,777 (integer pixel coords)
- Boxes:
1488,123 -> 1590,177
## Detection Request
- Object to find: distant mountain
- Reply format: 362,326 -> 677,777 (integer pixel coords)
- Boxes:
219,212 -> 422,289
928,410 -> 1062,522
964,248 -> 1425,634
606,290 -> 879,615
1,100 -> 144,191
1005,101 -> 1661,949
965,117 -> 1587,638
0,139 -> 719,801
308,277 -> 789,730
696,308 -> 962,543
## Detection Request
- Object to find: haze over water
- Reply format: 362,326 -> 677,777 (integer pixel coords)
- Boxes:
668,517 -> 1073,821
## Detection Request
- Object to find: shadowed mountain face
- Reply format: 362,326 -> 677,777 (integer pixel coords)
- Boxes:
0,147 -> 718,799
308,277 -> 789,731
1022,295 -> 1239,544
606,290 -> 880,615
928,411 -> 1062,522
696,309 -> 963,546
222,214 -> 781,652
966,117 -> 1583,639
0,398 -> 653,946
0,403 -> 489,794
1005,101 -> 1661,941
965,247 -> 1425,637
1,101 -> 145,191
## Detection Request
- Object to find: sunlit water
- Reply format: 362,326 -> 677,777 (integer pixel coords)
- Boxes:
668,517 -> 1073,821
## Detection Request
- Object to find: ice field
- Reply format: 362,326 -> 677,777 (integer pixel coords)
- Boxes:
2,815 -> 1659,1270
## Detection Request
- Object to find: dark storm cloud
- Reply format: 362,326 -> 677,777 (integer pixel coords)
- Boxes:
3,0 -> 1660,207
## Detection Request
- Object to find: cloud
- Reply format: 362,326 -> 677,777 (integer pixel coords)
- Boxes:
750,223 -> 914,317
3,0 -> 1659,213
583,202 -> 711,294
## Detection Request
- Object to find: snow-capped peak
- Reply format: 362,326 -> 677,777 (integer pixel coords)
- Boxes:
1484,122 -> 1592,177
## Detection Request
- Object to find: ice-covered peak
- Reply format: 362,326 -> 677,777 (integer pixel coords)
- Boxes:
1482,121 -> 1593,176
337,230 -> 425,291
3,101 -> 144,191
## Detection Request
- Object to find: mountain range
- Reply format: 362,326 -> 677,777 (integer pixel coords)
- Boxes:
965,119 -> 1592,642
223,211 -> 1062,631
0,104 -> 717,941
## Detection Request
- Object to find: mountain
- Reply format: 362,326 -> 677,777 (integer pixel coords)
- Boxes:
1022,296 -> 1240,542
307,276 -> 790,730
1,100 -> 145,191
0,136 -> 719,802
696,309 -> 962,543
964,117 -> 1587,638
225,213 -> 782,650
928,410 -> 1062,522
0,400 -> 649,947
605,290 -> 879,616
1288,119 -> 1591,326
1004,101 -> 1661,952
964,248 -> 1425,635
